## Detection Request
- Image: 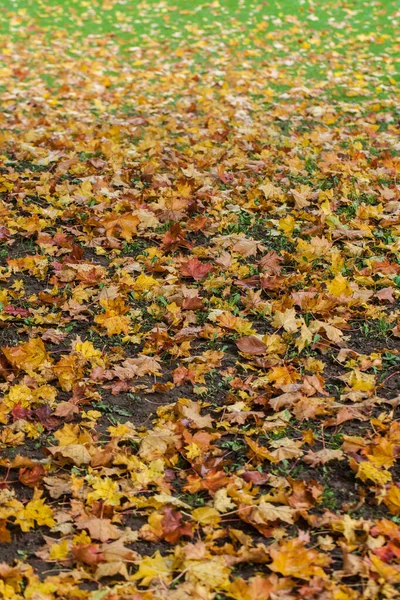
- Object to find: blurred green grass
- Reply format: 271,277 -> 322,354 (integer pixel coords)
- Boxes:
1,0 -> 398,46
0,0 -> 399,97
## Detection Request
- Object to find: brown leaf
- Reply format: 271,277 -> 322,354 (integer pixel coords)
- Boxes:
374,287 -> 395,303
236,336 -> 267,355
75,517 -> 122,543
72,543 -> 104,566
18,465 -> 45,488
0,521 -> 11,543
303,448 -> 344,467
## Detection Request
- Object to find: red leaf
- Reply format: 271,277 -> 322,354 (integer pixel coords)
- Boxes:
4,305 -> 30,317
180,257 -> 213,281
12,403 -> 31,421
161,507 -> 194,543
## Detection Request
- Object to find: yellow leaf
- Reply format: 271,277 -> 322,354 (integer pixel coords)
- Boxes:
296,237 -> 331,264
74,339 -> 103,365
2,338 -> 50,371
330,250 -> 345,275
185,443 -> 201,459
326,274 -> 352,297
53,354 -> 84,392
213,488 -> 235,513
95,560 -> 129,580
191,506 -> 221,526
15,489 -> 55,532
185,559 -> 231,590
54,424 -> 91,446
0,428 -> 24,446
94,313 -> 130,336
54,444 -> 92,466
131,551 -> 172,587
383,484 -> 400,515
369,552 -> 400,583
278,215 -> 295,236
133,273 -> 159,293
269,538 -> 330,579
341,370 -> 375,392
268,365 -> 300,387
366,438 -> 396,469
49,539 -> 70,561
87,477 -> 123,507
94,297 -> 130,335
356,462 -> 392,486
296,322 -> 313,352
271,308 -> 298,333
257,502 -> 295,524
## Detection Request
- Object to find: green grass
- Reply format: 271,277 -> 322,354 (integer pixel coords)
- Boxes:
1,0 -> 398,40
1,0 -> 399,58
0,0 -> 398,104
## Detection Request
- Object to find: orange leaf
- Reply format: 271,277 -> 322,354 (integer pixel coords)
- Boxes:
269,538 -> 330,579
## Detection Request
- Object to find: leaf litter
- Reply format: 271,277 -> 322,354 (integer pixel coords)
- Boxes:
0,1 -> 400,599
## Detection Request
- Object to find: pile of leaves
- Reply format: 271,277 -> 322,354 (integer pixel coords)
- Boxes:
0,1 -> 400,599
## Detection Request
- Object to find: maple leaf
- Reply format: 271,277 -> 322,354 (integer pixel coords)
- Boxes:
383,485 -> 400,515
177,398 -> 213,429
229,575 -> 281,600
232,238 -> 264,257
99,212 -> 140,241
191,506 -> 221,526
43,475 -> 72,499
272,308 -> 298,333
95,314 -> 130,335
131,551 -> 172,587
100,539 -> 138,564
303,448 -> 345,466
374,287 -> 395,303
2,6 -> 400,595
326,273 -> 353,297
47,444 -> 92,466
49,539 -> 70,562
160,507 -> 194,543
368,552 -> 400,583
269,538 -> 331,579
75,516 -> 122,542
0,521 -> 11,543
112,355 -> 162,380
72,543 -> 104,566
2,338 -> 50,371
249,502 -> 296,526
236,336 -> 267,355
53,354 -> 84,392
18,465 -> 45,488
162,223 -> 192,251
14,489 -> 55,532
288,478 -> 323,509
180,257 -> 213,280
